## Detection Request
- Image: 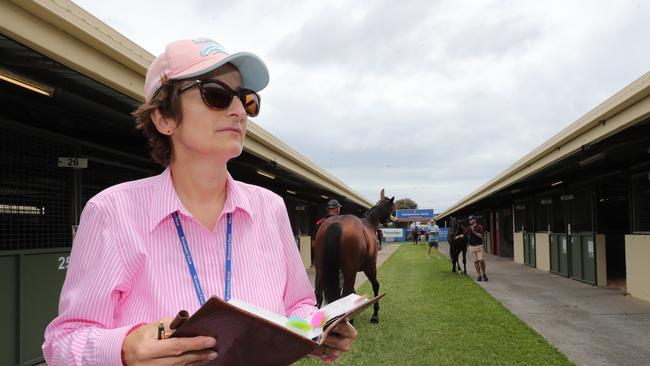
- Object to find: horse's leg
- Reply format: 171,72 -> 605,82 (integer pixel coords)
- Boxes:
449,248 -> 456,272
341,269 -> 356,297
451,244 -> 458,272
338,266 -> 357,325
363,266 -> 380,323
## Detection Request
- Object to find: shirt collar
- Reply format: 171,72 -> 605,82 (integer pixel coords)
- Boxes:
222,173 -> 253,220
148,167 -> 253,232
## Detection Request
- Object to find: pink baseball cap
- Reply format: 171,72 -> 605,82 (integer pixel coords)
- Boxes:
144,38 -> 269,102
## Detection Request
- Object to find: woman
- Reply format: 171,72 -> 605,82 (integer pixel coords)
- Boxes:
43,38 -> 356,365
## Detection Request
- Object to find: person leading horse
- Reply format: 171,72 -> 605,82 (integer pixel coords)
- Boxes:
314,189 -> 395,323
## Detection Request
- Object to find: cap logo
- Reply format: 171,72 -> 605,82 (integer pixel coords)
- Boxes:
192,38 -> 227,57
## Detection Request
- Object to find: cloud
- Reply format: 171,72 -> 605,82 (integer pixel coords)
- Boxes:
75,0 -> 650,213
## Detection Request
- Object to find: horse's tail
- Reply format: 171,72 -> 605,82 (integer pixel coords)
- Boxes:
323,222 -> 342,303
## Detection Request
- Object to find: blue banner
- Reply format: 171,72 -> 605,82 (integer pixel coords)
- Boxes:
438,228 -> 448,242
395,209 -> 435,220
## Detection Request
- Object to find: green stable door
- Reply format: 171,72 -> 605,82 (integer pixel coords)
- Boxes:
569,234 -> 596,285
550,234 -> 569,277
1,249 -> 70,365
523,233 -> 536,267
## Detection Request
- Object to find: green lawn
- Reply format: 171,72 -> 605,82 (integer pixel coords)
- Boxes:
296,243 -> 573,366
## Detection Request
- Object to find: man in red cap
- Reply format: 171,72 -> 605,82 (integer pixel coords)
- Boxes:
313,199 -> 342,240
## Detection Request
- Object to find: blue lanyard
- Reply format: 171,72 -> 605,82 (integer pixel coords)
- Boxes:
224,213 -> 233,302
172,211 -> 233,306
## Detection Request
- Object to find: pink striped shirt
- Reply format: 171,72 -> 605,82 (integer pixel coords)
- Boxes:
43,167 -> 316,365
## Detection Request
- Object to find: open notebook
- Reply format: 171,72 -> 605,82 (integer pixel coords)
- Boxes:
170,293 -> 385,366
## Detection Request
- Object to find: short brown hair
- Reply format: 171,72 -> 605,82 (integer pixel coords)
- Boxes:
132,76 -> 186,166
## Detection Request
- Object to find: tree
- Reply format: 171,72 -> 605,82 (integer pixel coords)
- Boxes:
394,198 -> 418,210
393,198 -> 418,228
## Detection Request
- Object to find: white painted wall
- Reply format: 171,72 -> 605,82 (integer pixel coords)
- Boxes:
514,232 -> 524,264
625,235 -> 650,302
535,233 -> 550,271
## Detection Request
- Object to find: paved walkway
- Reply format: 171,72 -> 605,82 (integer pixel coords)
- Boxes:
438,242 -> 650,366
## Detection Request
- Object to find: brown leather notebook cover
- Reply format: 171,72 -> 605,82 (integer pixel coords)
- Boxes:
170,293 -> 385,366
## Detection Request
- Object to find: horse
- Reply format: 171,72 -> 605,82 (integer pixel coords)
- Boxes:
447,217 -> 468,274
314,189 -> 395,323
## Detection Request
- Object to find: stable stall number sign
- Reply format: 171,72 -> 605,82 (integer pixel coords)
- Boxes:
58,157 -> 88,169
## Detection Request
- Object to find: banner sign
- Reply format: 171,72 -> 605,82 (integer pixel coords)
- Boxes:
380,228 -> 405,242
438,228 -> 448,242
395,209 -> 434,221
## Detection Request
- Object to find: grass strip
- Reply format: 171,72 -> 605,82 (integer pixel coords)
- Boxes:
296,243 -> 573,365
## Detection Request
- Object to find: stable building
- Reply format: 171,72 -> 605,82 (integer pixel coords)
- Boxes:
438,68 -> 650,303
0,1 -> 371,365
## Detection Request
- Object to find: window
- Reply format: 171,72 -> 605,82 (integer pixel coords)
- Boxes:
567,189 -> 593,233
0,204 -> 45,215
551,197 -> 565,233
514,201 -> 534,232
535,198 -> 552,232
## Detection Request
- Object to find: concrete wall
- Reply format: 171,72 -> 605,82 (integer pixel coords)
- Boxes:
485,231 -> 491,254
625,235 -> 650,302
535,233 -> 550,271
596,234 -> 607,287
514,232 -> 524,264
299,235 -> 312,269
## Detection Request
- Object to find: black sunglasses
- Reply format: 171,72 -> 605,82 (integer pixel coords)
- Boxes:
179,79 -> 261,117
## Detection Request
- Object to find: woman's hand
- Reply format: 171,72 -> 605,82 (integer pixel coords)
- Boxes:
317,320 -> 358,362
122,318 -> 217,365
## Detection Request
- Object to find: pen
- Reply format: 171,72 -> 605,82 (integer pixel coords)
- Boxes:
157,321 -> 165,340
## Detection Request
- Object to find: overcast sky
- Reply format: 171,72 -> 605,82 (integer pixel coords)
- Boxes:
74,0 -> 650,212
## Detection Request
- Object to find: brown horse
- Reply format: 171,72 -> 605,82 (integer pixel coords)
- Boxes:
314,189 -> 395,323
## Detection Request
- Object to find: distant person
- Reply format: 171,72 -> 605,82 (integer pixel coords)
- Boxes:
426,219 -> 440,259
455,215 -> 488,281
411,226 -> 419,244
313,199 -> 342,240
